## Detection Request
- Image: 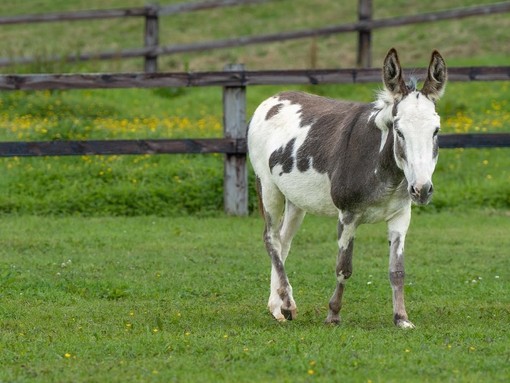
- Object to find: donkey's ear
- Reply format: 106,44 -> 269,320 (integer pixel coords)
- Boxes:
422,50 -> 447,102
383,48 -> 408,100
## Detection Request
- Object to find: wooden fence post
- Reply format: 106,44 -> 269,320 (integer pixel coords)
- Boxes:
144,4 -> 159,73
223,63 -> 248,216
357,0 -> 372,68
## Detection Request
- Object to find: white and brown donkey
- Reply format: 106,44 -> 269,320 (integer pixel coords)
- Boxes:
248,48 -> 447,328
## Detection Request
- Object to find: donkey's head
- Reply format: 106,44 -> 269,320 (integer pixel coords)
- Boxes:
383,48 -> 447,205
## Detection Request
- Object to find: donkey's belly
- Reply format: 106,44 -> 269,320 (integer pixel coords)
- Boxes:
271,166 -> 338,217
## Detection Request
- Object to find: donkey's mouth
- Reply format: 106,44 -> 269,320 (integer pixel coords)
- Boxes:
409,183 -> 434,205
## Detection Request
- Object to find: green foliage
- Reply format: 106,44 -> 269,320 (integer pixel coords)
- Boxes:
430,148 -> 510,211
0,154 -> 227,216
0,212 -> 508,382
1,0 -> 509,72
1,81 -> 509,216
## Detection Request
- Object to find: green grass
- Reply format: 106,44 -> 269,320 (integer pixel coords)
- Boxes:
0,211 -> 509,382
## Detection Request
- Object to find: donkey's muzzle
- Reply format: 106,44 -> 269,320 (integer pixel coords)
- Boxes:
409,182 -> 434,205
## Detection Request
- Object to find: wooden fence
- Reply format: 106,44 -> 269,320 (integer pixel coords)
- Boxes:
1,66 -> 510,214
1,1 -> 510,70
1,1 -> 510,215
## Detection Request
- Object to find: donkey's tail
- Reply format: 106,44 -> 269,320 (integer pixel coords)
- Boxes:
255,176 -> 265,217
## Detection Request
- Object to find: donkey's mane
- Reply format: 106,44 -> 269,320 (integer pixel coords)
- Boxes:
406,77 -> 419,92
371,77 -> 419,131
371,89 -> 395,131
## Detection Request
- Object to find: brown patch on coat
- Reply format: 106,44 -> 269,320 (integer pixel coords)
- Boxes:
265,103 -> 283,120
269,138 -> 296,175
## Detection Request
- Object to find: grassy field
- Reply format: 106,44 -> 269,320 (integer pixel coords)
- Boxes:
0,211 -> 509,382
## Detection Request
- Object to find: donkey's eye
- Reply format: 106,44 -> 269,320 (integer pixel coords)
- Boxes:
433,127 -> 440,137
395,129 -> 404,140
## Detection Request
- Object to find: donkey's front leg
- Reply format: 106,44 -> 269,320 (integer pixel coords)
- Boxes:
388,207 -> 415,329
325,212 -> 358,324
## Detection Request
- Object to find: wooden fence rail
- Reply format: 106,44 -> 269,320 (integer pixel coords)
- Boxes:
1,66 -> 509,90
0,138 -> 245,156
1,133 -> 510,158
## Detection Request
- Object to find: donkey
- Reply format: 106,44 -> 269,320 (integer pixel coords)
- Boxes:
247,48 -> 447,328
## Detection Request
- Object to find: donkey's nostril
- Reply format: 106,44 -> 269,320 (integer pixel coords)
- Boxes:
409,183 -> 434,205
411,183 -> 433,195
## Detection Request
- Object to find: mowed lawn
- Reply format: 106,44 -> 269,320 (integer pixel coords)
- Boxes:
0,210 -> 508,382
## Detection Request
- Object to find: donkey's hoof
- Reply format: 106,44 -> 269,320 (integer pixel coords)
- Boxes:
281,308 -> 296,321
324,314 -> 341,325
396,319 -> 415,329
271,307 -> 297,322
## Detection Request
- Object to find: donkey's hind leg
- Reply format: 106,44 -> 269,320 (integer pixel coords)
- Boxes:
259,180 -> 297,321
276,200 -> 306,320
